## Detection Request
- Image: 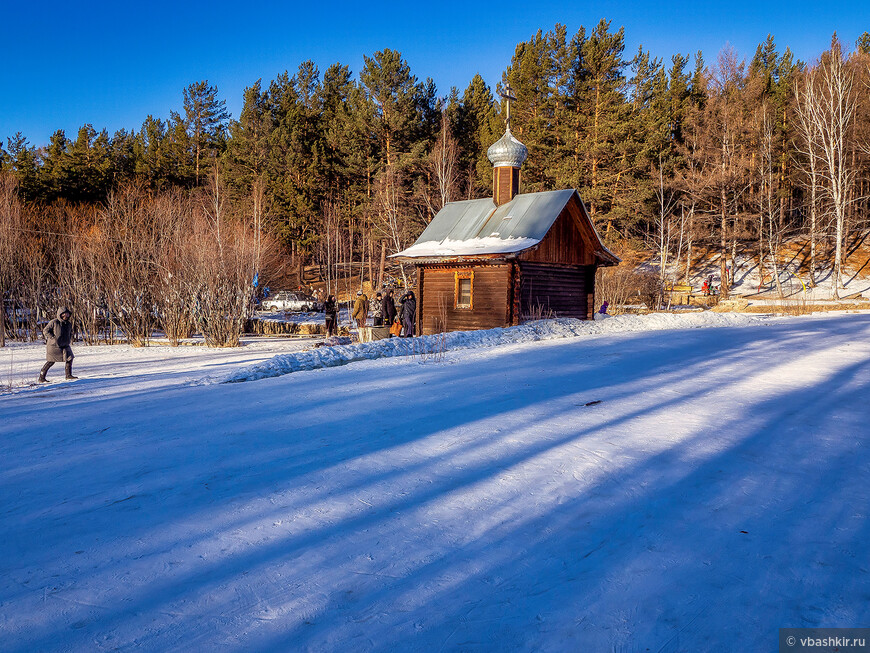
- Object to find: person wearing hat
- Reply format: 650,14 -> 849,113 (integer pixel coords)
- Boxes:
38,306 -> 78,382
352,290 -> 369,329
371,291 -> 384,326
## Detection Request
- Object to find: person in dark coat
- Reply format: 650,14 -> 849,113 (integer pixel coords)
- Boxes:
400,290 -> 416,337
382,289 -> 397,326
324,295 -> 338,337
39,306 -> 77,382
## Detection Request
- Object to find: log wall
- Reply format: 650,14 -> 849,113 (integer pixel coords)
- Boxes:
518,262 -> 595,320
418,264 -> 512,334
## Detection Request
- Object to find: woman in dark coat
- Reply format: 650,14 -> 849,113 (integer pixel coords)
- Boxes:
400,291 -> 416,337
324,295 -> 338,337
382,289 -> 397,327
39,306 -> 77,382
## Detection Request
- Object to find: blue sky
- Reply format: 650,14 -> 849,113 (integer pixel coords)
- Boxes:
2,0 -> 867,147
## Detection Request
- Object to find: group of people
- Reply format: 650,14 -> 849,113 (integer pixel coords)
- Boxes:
34,288 -> 417,381
322,288 -> 417,338
700,275 -> 716,296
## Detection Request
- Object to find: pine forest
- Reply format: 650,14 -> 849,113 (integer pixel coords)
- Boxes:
2,22 -> 870,345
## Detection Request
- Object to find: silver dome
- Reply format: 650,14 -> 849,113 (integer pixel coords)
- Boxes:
487,128 -> 528,168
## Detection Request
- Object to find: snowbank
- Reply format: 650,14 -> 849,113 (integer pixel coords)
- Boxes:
222,311 -> 767,383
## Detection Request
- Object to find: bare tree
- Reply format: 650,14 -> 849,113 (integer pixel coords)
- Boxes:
795,38 -> 858,298
373,164 -> 410,286
100,185 -> 160,346
190,167 -> 261,346
708,48 -> 750,299
0,174 -> 22,347
758,105 -> 786,296
425,108 -> 460,216
794,74 -> 823,285
654,156 -> 680,289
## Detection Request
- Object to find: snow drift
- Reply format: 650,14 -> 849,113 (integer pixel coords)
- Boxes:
222,312 -> 768,383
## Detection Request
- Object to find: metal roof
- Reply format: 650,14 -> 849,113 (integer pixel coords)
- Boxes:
410,188 -> 575,247
393,188 -> 620,265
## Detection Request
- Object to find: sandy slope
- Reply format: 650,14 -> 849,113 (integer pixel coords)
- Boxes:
1,313 -> 869,651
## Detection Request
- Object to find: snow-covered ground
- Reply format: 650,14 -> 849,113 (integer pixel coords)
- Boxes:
2,311 -> 869,651
676,249 -> 870,302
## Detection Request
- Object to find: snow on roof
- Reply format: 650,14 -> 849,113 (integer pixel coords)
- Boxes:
392,189 -> 577,259
396,235 -> 541,258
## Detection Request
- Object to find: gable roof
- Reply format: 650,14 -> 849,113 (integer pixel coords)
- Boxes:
392,189 -> 619,264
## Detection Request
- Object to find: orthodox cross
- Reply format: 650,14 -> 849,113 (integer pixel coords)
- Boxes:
501,83 -> 517,130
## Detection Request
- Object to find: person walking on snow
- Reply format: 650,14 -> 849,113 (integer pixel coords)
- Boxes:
39,306 -> 78,382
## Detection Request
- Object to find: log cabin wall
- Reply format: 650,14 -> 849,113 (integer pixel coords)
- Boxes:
518,262 -> 594,320
417,263 -> 512,335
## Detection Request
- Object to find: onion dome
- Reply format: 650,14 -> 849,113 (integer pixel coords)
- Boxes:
486,128 -> 528,168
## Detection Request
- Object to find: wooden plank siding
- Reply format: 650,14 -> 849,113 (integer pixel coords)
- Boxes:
517,202 -> 596,266
518,262 -> 594,320
417,264 -> 512,335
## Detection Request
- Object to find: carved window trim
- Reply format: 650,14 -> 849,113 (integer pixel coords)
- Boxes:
454,270 -> 473,309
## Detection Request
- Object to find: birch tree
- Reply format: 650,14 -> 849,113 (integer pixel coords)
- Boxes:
795,38 -> 857,298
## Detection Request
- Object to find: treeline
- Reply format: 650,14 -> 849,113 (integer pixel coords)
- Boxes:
2,21 -> 870,303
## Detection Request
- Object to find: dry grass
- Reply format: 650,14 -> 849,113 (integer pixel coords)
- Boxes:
742,301 -> 870,314
526,302 -> 556,321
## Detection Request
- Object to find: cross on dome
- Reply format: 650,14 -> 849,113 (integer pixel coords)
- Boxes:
501,82 -> 517,131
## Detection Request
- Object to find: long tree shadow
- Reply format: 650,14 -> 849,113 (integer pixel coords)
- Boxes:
255,328 -> 870,651
3,315 -> 869,651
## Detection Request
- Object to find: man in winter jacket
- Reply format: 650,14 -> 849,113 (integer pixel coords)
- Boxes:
39,306 -> 78,382
352,290 -> 369,328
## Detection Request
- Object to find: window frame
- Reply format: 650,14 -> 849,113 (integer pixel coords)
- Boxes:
454,270 -> 474,309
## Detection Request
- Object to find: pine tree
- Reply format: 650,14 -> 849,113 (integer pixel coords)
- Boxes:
359,49 -> 421,167
134,116 -> 172,190
3,133 -> 40,202
577,19 -> 629,228
181,81 -> 230,185
267,63 -> 325,252
65,125 -> 113,203
225,79 -> 273,195
502,28 -> 559,189
38,130 -> 69,203
110,128 -> 137,185
455,74 -> 499,197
